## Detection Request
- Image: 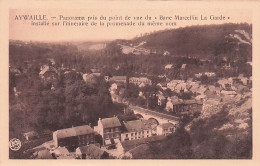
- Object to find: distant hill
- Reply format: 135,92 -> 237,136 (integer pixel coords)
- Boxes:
73,41 -> 107,51
108,23 -> 252,60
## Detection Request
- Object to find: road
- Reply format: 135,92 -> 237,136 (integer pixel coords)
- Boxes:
129,105 -> 180,121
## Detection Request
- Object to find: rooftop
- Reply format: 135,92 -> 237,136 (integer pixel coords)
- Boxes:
123,119 -> 152,132
54,125 -> 94,139
111,76 -> 127,80
39,65 -> 58,75
76,144 -> 105,159
100,117 -> 122,128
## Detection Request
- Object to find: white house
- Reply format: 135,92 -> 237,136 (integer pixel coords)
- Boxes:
121,119 -> 152,142
157,123 -> 177,136
163,51 -> 170,56
165,64 -> 173,70
195,73 -> 203,78
205,72 -> 216,77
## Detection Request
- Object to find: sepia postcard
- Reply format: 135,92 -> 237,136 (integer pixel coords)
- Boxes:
1,0 -> 260,166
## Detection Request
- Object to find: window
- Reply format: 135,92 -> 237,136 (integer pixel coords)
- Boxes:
111,128 -> 113,132
135,132 -> 137,136
131,133 -> 133,136
126,134 -> 128,137
142,131 -> 144,134
147,131 -> 149,134
139,132 -> 141,135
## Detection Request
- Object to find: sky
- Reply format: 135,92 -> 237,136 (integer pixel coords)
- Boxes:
9,5 -> 252,42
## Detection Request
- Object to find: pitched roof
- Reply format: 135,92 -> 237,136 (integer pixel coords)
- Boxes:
23,131 -> 38,137
129,77 -> 151,82
39,65 -> 58,75
123,119 -> 152,132
157,94 -> 165,100
181,64 -> 187,69
100,117 -> 121,128
77,144 -> 105,159
54,125 -> 94,139
169,98 -> 202,105
165,64 -> 173,69
111,76 -> 127,81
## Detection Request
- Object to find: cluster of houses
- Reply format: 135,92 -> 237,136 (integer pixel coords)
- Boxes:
108,70 -> 251,117
31,116 -> 177,159
105,75 -> 152,87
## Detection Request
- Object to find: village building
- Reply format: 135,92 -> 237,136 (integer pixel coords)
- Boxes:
166,98 -> 203,115
195,94 -> 206,102
167,80 -> 185,91
218,79 -> 233,90
121,119 -> 152,142
83,73 -> 99,84
189,82 -> 201,93
76,144 -> 109,159
163,51 -> 170,56
110,83 -> 118,92
220,90 -> 237,96
138,82 -> 146,88
53,125 -> 95,148
157,123 -> 177,136
96,117 -> 122,145
174,83 -> 188,93
39,65 -> 59,81
195,73 -> 203,78
105,76 -> 127,84
23,131 -> 38,141
129,77 -> 152,86
165,64 -> 173,70
157,94 -> 166,106
223,63 -> 231,70
238,74 -> 250,85
205,72 -> 216,77
181,64 -> 187,69
47,58 -> 56,65
196,86 -> 208,95
157,82 -> 167,90
165,96 -> 180,112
